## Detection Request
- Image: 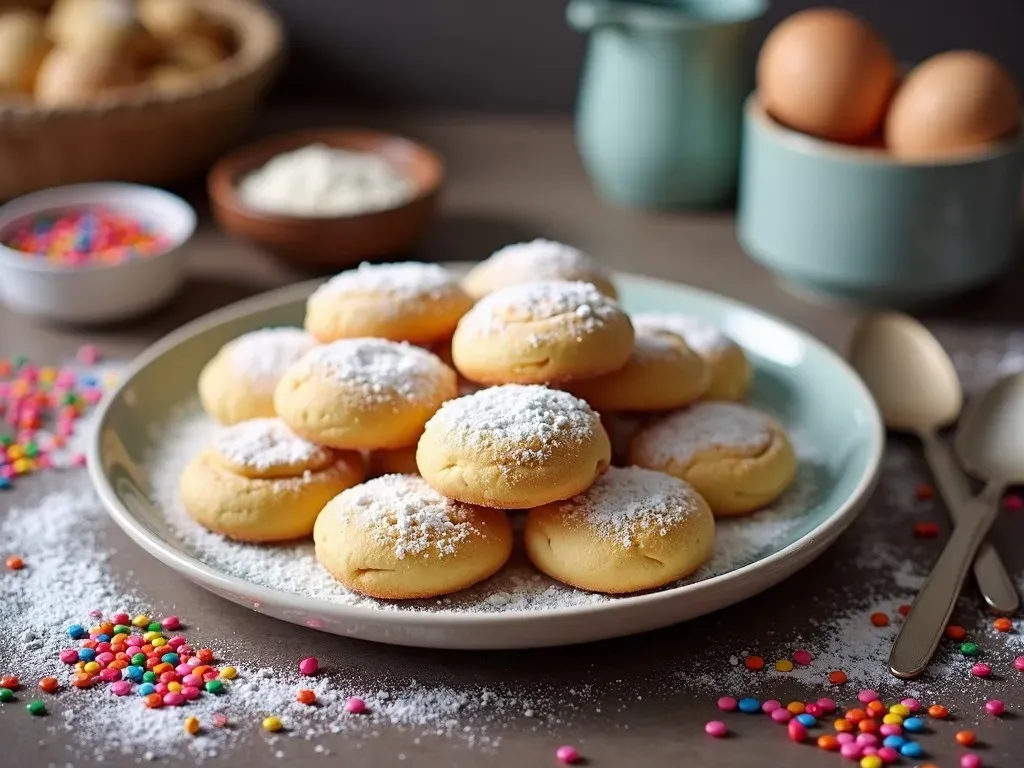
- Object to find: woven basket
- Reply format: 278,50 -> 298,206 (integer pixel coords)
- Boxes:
0,0 -> 284,200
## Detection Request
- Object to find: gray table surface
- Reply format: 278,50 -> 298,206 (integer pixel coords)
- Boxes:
1,108 -> 1023,767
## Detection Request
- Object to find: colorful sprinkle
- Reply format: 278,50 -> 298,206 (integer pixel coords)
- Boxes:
971,662 -> 991,678
828,670 -> 848,685
1014,655 -> 1024,671
296,689 -> 316,705
897,604 -> 912,617
1004,494 -> 1023,510
298,657 -> 318,676
961,755 -> 983,768
796,713 -> 817,727
262,715 -> 282,732
787,701 -> 805,715
344,697 -> 366,714
184,716 -> 200,735
4,555 -> 24,570
900,698 -> 920,712
716,696 -> 737,711
870,613 -> 890,627
704,720 -> 728,738
738,697 -> 760,714
771,708 -> 792,724
744,655 -> 765,671
26,699 -> 45,715
0,688 -> 14,702
792,649 -> 813,666
37,677 -> 58,694
761,699 -> 781,713
857,689 -> 879,704
927,704 -> 948,719
556,745 -> 580,764
774,659 -> 794,672
840,742 -> 862,759
961,642 -> 980,657
788,719 -> 807,743
818,734 -> 840,751
914,521 -> 940,538
817,698 -> 837,713
955,730 -> 976,746
984,699 -> 1004,716
900,742 -> 923,759
876,746 -> 900,764
946,625 -> 966,640
902,717 -> 925,733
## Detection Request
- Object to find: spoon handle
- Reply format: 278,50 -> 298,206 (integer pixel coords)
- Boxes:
919,430 -> 1020,614
890,481 -> 1005,679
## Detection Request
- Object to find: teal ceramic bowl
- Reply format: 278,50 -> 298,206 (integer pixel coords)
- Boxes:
737,96 -> 1024,307
89,272 -> 884,649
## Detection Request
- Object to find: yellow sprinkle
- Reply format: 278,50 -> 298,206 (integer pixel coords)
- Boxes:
219,666 -> 237,680
83,661 -> 100,674
131,615 -> 150,628
775,659 -> 794,672
151,638 -> 167,648
888,704 -> 910,717
262,716 -> 282,732
184,716 -> 200,735
38,367 -> 56,383
167,682 -> 182,692
882,713 -> 904,725
860,757 -> 882,768
74,662 -> 86,673
143,631 -> 162,642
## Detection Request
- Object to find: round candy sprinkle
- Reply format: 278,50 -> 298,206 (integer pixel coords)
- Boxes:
927,704 -> 948,718
212,713 -> 228,728
876,746 -> 899,764
1,675 -> 19,689
219,666 -> 237,680
882,735 -> 905,749
836,733 -> 854,745
840,742 -> 862,759
900,698 -> 920,712
869,613 -> 889,627
865,700 -> 885,716
961,755 -> 982,768
738,697 -> 760,714
26,699 -> 45,715
818,734 -> 839,751
833,718 -> 852,732
828,670 -> 848,685
717,696 -> 738,711
205,680 -> 225,694
914,521 -> 940,538
744,655 -> 764,671
704,720 -> 728,738
817,698 -> 837,713
0,688 -> 14,702
971,662 -> 991,678
184,716 -> 200,735
946,625 -> 966,640
888,704 -> 910,716
775,659 -> 794,672
66,624 -> 86,639
262,716 -> 282,732
788,719 -> 807,743
787,701 -> 805,715
298,657 -> 319,676
345,697 -> 367,714
897,604 -> 912,617
793,650 -> 813,666
878,724 -> 902,737
961,642 -> 980,656
4,555 -> 24,570
860,756 -> 882,768
859,720 -> 879,735
556,745 -> 580,764
110,681 -> 132,696
770,708 -> 791,723
881,713 -> 902,726
38,677 -> 58,694
761,699 -> 781,713
296,689 -> 316,705
984,699 -> 1004,716
902,717 -> 924,733
1015,656 -> 1024,671
900,741 -> 923,758
993,617 -> 1012,632
805,703 -> 823,718
846,708 -> 867,723
955,730 -> 976,746
796,713 -> 817,727
857,689 -> 879,704
144,693 -> 163,709
856,733 -> 878,746
161,616 -> 181,631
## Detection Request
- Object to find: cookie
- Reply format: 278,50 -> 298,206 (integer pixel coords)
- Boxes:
461,239 -> 617,300
631,313 -> 750,401
367,445 -> 419,478
179,418 -> 364,542
524,466 -> 715,594
305,261 -> 472,345
628,402 -> 797,516
274,338 -> 457,450
416,384 -> 611,509
451,280 -> 634,385
565,327 -> 709,411
197,327 -> 317,425
313,474 -> 513,599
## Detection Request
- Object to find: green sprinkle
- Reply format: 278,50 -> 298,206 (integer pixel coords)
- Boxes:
961,642 -> 980,656
26,700 -> 45,716
13,355 -> 28,369
147,622 -> 162,633
60,393 -> 77,406
142,671 -> 157,683
131,653 -> 146,665
0,435 -> 12,447
0,688 -> 14,702
23,442 -> 38,458
204,680 -> 225,695
114,625 -> 132,636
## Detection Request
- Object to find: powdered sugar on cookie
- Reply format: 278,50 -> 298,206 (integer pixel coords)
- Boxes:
479,240 -> 610,284
339,475 -> 482,559
459,281 -> 621,339
311,262 -> 459,300
556,466 -> 703,547
632,313 -> 733,354
214,418 -> 332,472
635,402 -> 773,466
225,327 -> 316,387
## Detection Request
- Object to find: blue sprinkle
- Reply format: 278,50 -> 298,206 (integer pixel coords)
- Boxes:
0,477 -> 11,490
900,742 -> 924,759
161,653 -> 180,665
77,648 -> 95,661
882,735 -> 906,749
138,683 -> 155,696
78,374 -> 98,388
123,666 -> 144,682
66,624 -> 86,639
903,717 -> 925,733
796,713 -> 817,727
738,697 -> 760,713
96,633 -> 110,643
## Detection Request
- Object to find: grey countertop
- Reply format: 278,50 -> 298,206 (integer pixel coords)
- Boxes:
1,109 -> 1022,767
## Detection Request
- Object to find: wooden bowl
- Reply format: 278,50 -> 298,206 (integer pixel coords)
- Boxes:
207,129 -> 444,267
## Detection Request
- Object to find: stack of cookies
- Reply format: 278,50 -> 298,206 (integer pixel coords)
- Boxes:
180,239 -> 798,600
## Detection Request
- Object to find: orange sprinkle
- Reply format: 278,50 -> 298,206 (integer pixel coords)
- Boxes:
993,617 -> 1012,632
744,655 -> 765,671
897,604 -> 912,617
144,693 -> 163,709
97,622 -> 113,635
72,673 -> 94,689
955,730 -> 976,746
787,701 -> 806,714
296,689 -> 316,705
858,719 -> 878,734
152,663 -> 173,675
0,675 -> 19,689
865,700 -> 885,716
833,718 -> 853,733
928,704 -> 949,719
108,660 -> 128,670
817,734 -> 840,751
196,648 -> 214,663
945,625 -> 966,641
870,612 -> 890,627
4,555 -> 24,571
38,677 -> 58,694
845,708 -> 867,723
915,483 -> 934,500
828,670 -> 848,685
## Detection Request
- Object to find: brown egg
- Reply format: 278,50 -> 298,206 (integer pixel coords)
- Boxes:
0,10 -> 49,95
757,8 -> 897,143
886,51 -> 1021,160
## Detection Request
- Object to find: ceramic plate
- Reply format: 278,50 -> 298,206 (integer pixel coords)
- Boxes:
89,273 -> 884,649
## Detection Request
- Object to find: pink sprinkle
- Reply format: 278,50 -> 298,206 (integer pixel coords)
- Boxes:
836,733 -> 855,745
1003,494 -> 1023,510
98,668 -> 120,682
161,616 -> 181,631
175,665 -> 192,677
840,742 -> 862,760
961,755 -> 983,768
971,663 -> 992,678
126,636 -> 143,647
862,746 -> 878,756
771,708 -> 792,723
181,686 -> 200,700
211,713 -> 229,728
159,672 -> 177,684
186,656 -> 201,667
985,699 -> 1004,716
59,649 -> 79,664
182,674 -> 202,687
111,612 -> 129,625
77,345 -> 102,365
857,689 -> 879,704
879,724 -> 902,736
792,649 -> 813,666
555,745 -> 580,764
704,720 -> 728,738
155,683 -> 168,695
163,692 -> 185,706
817,697 -> 837,713
900,698 -> 920,712
95,652 -> 114,665
805,703 -> 822,717
83,389 -> 103,405
761,699 -> 782,713
298,657 -> 318,676
877,746 -> 900,764
716,696 -> 737,711
344,697 -> 366,714
55,369 -> 76,388
95,642 -> 111,654
69,453 -> 86,468
168,636 -> 186,648
856,733 -> 878,746
787,720 -> 807,743
203,671 -> 218,682
110,681 -> 132,696
1014,656 -> 1024,672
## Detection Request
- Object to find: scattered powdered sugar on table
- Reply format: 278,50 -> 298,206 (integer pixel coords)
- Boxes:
631,312 -> 734,354
310,261 -> 458,300
475,239 -> 611,284
224,327 -> 316,387
213,417 -> 333,472
459,280 -> 620,339
631,401 -> 773,466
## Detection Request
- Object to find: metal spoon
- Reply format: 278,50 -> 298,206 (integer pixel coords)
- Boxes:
850,312 -> 1018,614
889,372 -> 1024,678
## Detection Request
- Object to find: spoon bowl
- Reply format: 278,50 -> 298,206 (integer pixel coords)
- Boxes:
956,371 -> 1024,484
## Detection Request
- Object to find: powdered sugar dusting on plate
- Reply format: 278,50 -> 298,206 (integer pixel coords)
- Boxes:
213,417 -> 332,473
631,313 -> 734,355
475,240 -> 612,285
633,402 -> 773,466
224,326 -> 316,387
553,466 -> 703,547
311,261 -> 459,300
336,474 -> 484,559
458,280 -> 621,339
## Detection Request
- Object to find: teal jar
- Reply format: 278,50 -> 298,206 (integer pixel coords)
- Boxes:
567,0 -> 767,209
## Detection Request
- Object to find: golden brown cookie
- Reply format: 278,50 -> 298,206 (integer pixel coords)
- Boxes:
461,239 -> 617,300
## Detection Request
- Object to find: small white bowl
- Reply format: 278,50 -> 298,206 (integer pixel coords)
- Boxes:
0,183 -> 196,324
